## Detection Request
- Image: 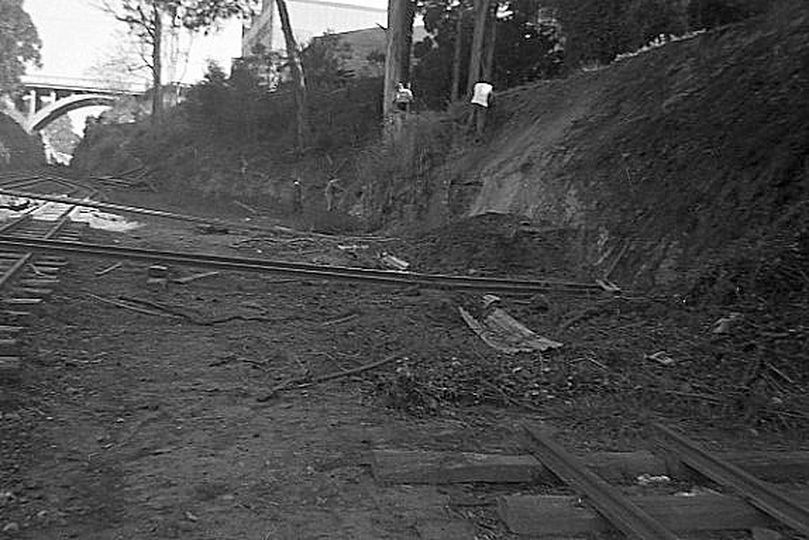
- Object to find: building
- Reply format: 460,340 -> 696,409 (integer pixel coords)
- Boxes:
242,0 -> 387,56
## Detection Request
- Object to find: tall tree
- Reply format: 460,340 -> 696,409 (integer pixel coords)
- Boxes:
465,0 -> 492,94
0,0 -> 41,95
276,0 -> 309,152
383,0 -> 413,119
102,0 -> 251,124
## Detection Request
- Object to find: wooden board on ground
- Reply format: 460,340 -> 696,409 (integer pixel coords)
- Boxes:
373,449 -> 809,485
499,490 -> 809,536
372,450 -> 667,484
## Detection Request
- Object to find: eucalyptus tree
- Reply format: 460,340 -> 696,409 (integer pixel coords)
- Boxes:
102,0 -> 252,124
0,0 -> 41,95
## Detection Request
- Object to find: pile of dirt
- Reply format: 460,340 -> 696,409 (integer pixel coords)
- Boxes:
0,112 -> 45,169
402,213 -> 585,279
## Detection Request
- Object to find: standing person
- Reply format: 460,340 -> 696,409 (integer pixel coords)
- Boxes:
394,82 -> 414,113
292,178 -> 303,214
325,178 -> 340,212
470,81 -> 494,137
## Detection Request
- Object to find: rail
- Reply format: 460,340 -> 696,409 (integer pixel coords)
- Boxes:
0,236 -> 605,294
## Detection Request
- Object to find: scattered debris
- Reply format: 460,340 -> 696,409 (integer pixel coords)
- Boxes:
69,207 -> 141,232
195,224 -> 230,235
172,271 -> 220,284
147,265 -> 170,286
380,252 -> 410,271
184,511 -> 199,522
95,262 -> 123,277
459,306 -> 562,354
322,312 -> 360,327
645,351 -> 676,366
595,278 -> 622,293
636,473 -> 671,486
88,293 -> 177,318
257,353 -> 400,402
711,312 -> 743,334
234,201 -> 257,215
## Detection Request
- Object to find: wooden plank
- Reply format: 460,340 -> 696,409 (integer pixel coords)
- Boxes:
372,450 -> 547,484
372,449 -> 809,485
499,491 -> 809,536
3,298 -> 43,306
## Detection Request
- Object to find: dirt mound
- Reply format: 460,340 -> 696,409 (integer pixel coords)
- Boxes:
404,213 -> 583,278
0,112 -> 45,169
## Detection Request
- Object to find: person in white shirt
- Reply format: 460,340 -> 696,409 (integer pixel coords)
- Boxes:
470,81 -> 494,137
394,82 -> 414,113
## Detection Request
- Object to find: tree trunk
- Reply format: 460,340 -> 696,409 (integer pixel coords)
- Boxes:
400,0 -> 416,84
383,0 -> 407,119
481,6 -> 497,81
450,3 -> 465,102
466,0 -> 490,95
151,4 -> 163,125
276,0 -> 308,152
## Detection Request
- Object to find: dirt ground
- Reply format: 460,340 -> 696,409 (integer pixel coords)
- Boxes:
0,186 -> 807,539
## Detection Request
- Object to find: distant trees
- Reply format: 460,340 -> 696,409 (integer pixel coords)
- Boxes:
101,0 -> 252,124
0,0 -> 41,95
301,33 -> 354,91
546,0 -> 770,68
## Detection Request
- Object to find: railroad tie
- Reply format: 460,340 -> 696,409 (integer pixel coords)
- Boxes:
654,423 -> 809,536
523,424 -> 681,540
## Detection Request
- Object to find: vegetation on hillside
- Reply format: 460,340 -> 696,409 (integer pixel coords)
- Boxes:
0,0 -> 41,95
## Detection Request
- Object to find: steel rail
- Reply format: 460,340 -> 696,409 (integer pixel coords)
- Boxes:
0,203 -> 79,288
0,236 -> 605,293
523,425 -> 681,540
653,423 -> 809,535
0,187 -> 297,235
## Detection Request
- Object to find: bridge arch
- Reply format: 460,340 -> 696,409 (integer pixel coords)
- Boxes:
27,93 -> 119,133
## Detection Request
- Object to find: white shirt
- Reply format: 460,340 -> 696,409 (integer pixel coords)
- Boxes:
471,82 -> 493,107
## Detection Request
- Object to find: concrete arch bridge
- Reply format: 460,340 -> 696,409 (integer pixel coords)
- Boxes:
14,74 -> 146,133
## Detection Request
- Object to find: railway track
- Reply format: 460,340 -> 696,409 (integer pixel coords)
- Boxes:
0,171 -> 95,378
514,424 -> 809,538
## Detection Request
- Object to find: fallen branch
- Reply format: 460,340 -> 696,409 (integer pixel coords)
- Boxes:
95,262 -> 123,276
256,353 -> 400,402
119,296 -> 297,326
172,271 -> 220,284
88,293 -> 178,318
234,200 -> 258,215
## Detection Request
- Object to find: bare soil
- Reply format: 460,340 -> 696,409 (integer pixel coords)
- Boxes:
0,189 -> 806,539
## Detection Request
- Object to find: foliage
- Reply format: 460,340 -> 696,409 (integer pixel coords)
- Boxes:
0,0 -> 41,95
183,61 -> 381,150
547,0 -> 771,68
107,0 -> 252,36
301,32 -> 355,91
412,0 -> 564,108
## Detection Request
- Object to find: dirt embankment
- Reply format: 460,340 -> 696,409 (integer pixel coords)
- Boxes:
0,113 -> 45,170
436,2 -> 809,288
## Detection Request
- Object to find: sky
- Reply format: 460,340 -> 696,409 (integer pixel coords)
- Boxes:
21,0 -> 390,135
23,0 -> 244,86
